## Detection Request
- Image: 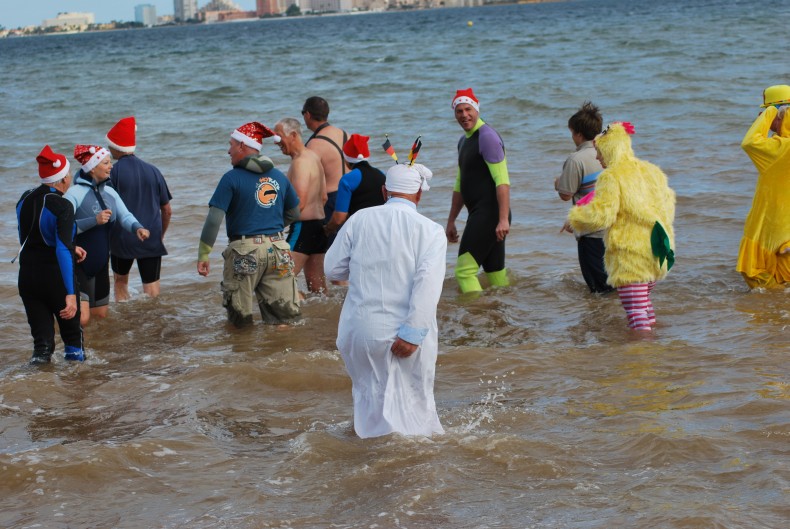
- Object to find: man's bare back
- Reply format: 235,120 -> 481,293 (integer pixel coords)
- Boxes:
305,123 -> 347,194
288,149 -> 326,221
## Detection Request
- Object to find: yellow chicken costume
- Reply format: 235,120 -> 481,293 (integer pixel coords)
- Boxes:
737,86 -> 790,289
568,122 -> 676,330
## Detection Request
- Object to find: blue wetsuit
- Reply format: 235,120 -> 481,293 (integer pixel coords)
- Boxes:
334,161 -> 386,216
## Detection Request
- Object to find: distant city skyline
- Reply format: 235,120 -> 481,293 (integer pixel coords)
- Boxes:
1,0 -> 257,29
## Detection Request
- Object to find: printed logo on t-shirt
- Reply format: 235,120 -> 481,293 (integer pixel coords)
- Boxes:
255,177 -> 280,208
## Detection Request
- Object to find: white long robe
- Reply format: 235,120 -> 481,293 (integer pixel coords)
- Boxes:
324,198 -> 447,438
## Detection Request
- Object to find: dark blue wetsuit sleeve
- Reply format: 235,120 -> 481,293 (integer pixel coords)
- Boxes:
41,195 -> 77,295
333,169 -> 362,214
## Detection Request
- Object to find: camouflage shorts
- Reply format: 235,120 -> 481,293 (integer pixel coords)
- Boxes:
220,237 -> 300,326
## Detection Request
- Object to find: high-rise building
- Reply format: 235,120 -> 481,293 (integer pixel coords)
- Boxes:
174,0 -> 199,21
257,0 -> 279,16
135,4 -> 157,26
203,0 -> 243,10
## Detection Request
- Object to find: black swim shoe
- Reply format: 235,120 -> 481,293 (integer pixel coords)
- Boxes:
29,354 -> 52,365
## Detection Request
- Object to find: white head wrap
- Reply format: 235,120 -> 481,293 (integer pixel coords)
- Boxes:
385,163 -> 433,194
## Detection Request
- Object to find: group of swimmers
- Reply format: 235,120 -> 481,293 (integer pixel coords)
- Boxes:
15,84 -> 790,364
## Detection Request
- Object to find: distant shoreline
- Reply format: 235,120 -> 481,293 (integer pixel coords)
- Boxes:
1,1 -> 569,38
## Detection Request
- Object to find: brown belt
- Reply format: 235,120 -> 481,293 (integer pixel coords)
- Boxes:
229,233 -> 284,243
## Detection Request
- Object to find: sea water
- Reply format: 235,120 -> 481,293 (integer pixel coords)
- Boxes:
0,1 -> 788,527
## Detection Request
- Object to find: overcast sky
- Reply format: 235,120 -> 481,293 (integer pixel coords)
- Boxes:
1,1 -> 257,29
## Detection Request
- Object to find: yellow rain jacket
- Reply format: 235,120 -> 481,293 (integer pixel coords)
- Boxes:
737,106 -> 790,288
568,123 -> 676,288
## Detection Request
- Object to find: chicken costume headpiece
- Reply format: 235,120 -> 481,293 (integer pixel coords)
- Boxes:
592,121 -> 675,270
594,121 -> 635,167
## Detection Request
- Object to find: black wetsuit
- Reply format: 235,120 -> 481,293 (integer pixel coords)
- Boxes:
16,184 -> 83,361
346,162 -> 386,216
457,125 -> 511,273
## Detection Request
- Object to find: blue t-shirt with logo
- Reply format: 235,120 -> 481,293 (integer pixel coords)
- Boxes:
209,166 -> 298,237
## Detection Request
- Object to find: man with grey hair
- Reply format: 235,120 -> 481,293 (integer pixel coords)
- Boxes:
275,117 -> 328,294
197,121 -> 301,327
324,162 -> 446,439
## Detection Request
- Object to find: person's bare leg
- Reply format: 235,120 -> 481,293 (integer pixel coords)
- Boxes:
304,254 -> 327,294
142,280 -> 161,298
91,306 -> 109,320
114,273 -> 131,302
291,251 -> 309,277
80,300 -> 91,327
291,251 -> 310,300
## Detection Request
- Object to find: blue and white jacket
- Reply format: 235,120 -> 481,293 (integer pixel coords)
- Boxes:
64,170 -> 143,277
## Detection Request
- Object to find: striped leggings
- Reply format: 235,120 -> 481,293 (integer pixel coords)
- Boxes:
617,281 -> 657,331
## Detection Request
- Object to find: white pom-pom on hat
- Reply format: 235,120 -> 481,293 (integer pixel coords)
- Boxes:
342,134 -> 370,165
74,144 -> 110,173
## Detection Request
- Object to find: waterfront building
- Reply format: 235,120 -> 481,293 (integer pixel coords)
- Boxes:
200,0 -> 258,22
304,0 -> 352,13
257,0 -> 280,16
135,4 -> 158,27
256,0 -> 300,16
202,0 -> 243,10
174,0 -> 199,21
41,12 -> 94,29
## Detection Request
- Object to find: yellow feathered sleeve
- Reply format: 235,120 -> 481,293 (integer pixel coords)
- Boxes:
567,169 -> 619,235
741,106 -> 790,171
737,105 -> 790,287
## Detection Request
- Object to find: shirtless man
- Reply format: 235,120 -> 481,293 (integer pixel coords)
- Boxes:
301,96 -> 348,227
275,117 -> 328,294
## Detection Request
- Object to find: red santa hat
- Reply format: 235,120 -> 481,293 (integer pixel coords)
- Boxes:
343,134 -> 370,164
231,121 -> 280,151
106,116 -> 137,153
36,145 -> 70,184
74,144 -> 111,173
452,88 -> 480,111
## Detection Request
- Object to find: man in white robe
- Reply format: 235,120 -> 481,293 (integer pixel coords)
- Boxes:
324,163 -> 446,438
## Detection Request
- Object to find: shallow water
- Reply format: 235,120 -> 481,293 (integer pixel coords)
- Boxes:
0,1 -> 788,527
